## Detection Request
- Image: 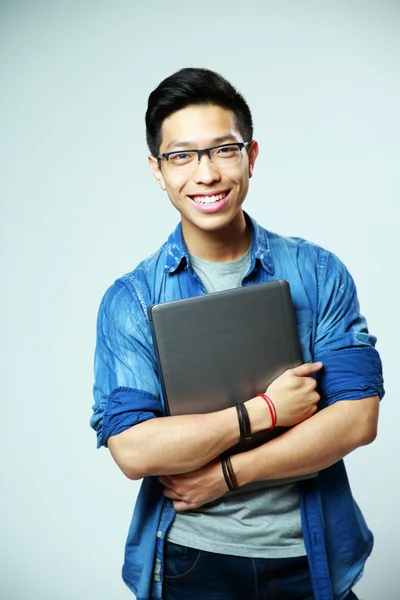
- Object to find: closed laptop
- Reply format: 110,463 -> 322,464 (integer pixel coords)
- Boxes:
148,280 -> 307,454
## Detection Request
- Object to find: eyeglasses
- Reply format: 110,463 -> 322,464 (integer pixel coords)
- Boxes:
157,141 -> 252,171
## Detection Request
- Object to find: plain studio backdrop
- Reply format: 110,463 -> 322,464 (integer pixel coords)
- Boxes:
1,2 -> 398,599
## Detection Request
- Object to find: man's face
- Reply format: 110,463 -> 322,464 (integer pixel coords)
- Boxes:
149,104 -> 258,235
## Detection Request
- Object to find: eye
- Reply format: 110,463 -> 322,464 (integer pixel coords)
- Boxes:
169,152 -> 194,165
216,145 -> 240,158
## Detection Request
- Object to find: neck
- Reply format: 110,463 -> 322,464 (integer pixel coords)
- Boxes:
181,211 -> 252,262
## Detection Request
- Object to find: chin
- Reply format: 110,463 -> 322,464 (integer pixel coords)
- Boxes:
189,211 -> 240,232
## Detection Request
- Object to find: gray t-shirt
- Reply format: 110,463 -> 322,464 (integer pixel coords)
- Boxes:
166,248 -> 306,558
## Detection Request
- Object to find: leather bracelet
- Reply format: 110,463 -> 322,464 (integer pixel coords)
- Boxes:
235,402 -> 252,443
240,402 -> 252,442
235,403 -> 245,443
221,456 -> 235,491
225,454 -> 239,491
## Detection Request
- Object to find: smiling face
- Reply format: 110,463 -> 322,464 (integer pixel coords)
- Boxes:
149,104 -> 259,250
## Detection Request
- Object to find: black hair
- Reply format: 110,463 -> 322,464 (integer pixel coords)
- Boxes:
145,67 -> 253,156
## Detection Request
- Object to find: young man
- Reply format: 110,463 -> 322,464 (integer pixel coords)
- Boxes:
91,68 -> 384,600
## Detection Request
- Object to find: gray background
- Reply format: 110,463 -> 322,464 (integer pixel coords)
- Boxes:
1,1 -> 398,599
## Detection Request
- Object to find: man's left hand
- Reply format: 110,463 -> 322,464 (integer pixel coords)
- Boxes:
159,458 -> 228,511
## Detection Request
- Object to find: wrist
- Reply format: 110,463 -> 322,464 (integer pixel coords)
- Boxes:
256,393 -> 277,429
245,395 -> 274,433
230,449 -> 260,488
221,454 -> 239,491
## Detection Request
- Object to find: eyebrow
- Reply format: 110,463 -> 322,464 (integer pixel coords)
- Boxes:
165,135 -> 241,152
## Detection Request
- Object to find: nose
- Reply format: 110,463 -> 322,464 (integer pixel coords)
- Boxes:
192,153 -> 221,185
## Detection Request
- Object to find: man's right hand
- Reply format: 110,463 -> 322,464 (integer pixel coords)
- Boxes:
265,362 -> 323,428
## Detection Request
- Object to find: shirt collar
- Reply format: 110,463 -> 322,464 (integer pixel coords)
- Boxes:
164,222 -> 190,273
248,213 -> 275,274
164,212 -> 275,275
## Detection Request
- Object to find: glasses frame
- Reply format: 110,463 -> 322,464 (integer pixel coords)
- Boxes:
157,141 -> 252,165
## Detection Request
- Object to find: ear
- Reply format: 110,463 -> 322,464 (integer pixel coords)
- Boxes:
148,155 -> 167,191
247,141 -> 259,179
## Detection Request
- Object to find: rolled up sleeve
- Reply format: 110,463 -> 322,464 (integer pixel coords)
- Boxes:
90,279 -> 162,448
313,250 -> 384,405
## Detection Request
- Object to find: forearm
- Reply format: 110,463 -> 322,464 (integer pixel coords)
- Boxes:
232,396 -> 379,486
108,395 -> 270,479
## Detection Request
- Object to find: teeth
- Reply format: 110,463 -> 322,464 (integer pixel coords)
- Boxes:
192,192 -> 227,204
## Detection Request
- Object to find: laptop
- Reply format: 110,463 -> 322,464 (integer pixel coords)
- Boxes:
148,280 -> 314,459
148,280 -> 318,485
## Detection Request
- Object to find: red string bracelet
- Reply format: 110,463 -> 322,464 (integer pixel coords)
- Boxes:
268,396 -> 277,426
257,394 -> 277,429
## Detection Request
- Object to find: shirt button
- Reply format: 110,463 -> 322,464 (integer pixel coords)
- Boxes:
156,530 -> 162,538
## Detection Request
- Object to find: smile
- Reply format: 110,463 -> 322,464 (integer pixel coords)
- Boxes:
190,191 -> 229,205
189,190 -> 231,214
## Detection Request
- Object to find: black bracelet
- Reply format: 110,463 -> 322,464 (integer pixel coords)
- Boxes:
225,454 -> 239,491
235,402 -> 252,443
235,403 -> 244,442
221,456 -> 235,491
240,402 -> 252,442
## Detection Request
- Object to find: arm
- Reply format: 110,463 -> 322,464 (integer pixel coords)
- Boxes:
108,398 -> 261,479
109,361 -> 323,479
233,395 -> 379,486
160,394 -> 379,511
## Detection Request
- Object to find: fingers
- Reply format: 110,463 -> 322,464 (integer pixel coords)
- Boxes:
163,487 -> 181,500
290,361 -> 323,377
303,379 -> 320,401
164,488 -> 197,512
312,391 -> 321,403
301,404 -> 319,422
158,475 -> 171,487
159,475 -> 182,495
307,405 -> 318,418
173,500 -> 191,512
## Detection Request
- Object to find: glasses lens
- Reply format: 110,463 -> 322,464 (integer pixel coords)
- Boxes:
211,144 -> 242,167
167,151 -> 197,168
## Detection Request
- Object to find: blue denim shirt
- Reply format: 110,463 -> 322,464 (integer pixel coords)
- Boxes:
91,214 -> 384,600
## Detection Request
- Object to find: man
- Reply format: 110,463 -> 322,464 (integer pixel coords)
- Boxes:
91,68 -> 384,600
